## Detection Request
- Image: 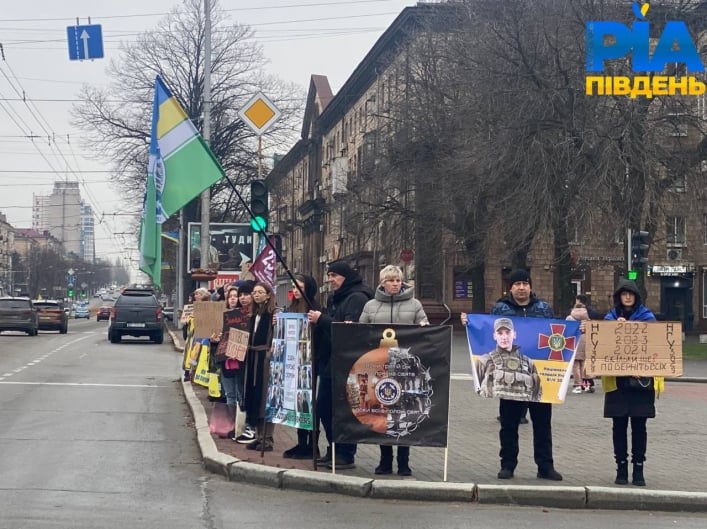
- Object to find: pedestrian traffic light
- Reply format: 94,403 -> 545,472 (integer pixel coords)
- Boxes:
630,230 -> 650,271
250,179 -> 269,232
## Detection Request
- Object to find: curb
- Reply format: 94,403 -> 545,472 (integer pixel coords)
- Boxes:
170,329 -> 707,512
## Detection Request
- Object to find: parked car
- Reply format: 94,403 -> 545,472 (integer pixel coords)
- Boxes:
0,297 -> 39,336
33,299 -> 68,333
96,305 -> 112,322
108,286 -> 164,344
74,305 -> 90,319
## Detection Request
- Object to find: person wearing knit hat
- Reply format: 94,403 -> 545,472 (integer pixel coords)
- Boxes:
308,261 -> 374,469
460,268 -> 562,482
326,260 -> 357,281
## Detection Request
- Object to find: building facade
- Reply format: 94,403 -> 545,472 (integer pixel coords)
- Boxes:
267,3 -> 707,333
32,181 -> 82,257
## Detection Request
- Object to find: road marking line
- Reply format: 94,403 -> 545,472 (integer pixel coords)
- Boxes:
0,381 -> 166,388
1,334 -> 95,380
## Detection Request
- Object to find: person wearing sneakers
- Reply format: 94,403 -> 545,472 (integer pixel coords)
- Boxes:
601,278 -> 662,487
359,265 -> 429,477
566,301 -> 590,394
308,261 -> 373,470
463,269 -> 562,481
235,282 -> 278,450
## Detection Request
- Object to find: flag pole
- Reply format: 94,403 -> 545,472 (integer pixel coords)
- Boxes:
199,0 -> 212,276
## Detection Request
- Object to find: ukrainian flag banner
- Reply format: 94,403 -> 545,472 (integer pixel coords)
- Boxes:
139,76 -> 225,286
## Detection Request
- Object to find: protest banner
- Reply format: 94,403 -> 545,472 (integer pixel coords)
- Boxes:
585,320 -> 683,377
193,301 -> 224,338
331,323 -> 451,447
266,313 -> 312,430
465,314 -> 582,404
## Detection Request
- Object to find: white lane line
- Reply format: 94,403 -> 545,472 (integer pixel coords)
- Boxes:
0,381 -> 166,388
451,373 -> 473,381
1,333 -> 95,381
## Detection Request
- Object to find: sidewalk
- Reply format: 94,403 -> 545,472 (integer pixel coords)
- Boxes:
170,328 -> 707,511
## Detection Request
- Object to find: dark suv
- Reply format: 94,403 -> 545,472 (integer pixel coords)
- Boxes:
108,287 -> 164,344
0,297 -> 39,336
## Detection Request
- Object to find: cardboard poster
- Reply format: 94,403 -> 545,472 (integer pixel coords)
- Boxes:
465,315 -> 582,404
585,320 -> 683,377
192,301 -> 224,338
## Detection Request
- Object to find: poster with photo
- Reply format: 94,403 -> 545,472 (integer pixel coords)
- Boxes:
267,313 -> 312,430
465,314 -> 582,404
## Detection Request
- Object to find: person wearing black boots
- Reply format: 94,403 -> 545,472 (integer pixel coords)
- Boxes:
601,279 -> 664,487
463,269 -> 562,481
282,274 -> 322,460
359,265 -> 429,476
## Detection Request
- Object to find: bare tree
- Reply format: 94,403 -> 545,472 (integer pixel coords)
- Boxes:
72,0 -> 305,225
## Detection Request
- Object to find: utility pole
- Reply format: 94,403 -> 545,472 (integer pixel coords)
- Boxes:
199,0 -> 212,274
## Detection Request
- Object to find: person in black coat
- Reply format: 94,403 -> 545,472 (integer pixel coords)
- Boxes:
308,261 -> 374,469
602,279 -> 658,486
282,274 -> 321,459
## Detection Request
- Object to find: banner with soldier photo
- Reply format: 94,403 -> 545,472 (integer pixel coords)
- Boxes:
266,313 -> 313,430
465,315 -> 582,404
331,323 -> 452,448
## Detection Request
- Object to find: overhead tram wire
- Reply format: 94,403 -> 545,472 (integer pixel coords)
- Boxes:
0,63 -> 128,254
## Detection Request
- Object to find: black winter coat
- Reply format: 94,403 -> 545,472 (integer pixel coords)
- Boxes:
314,275 -> 373,379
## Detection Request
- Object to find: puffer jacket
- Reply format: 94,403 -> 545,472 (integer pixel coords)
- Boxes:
566,306 -> 589,361
359,284 -> 429,325
491,293 -> 554,319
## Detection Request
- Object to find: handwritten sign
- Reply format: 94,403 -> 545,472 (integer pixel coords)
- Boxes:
585,321 -> 682,377
226,328 -> 249,361
193,301 -> 225,338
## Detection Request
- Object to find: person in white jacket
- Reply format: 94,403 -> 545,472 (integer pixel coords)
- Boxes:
359,265 -> 428,476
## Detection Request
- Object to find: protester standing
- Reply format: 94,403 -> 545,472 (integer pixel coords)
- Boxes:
602,279 -> 663,486
238,282 -> 278,451
359,265 -> 428,476
282,274 -> 322,459
308,261 -> 374,469
462,269 -> 562,481
566,302 -> 590,394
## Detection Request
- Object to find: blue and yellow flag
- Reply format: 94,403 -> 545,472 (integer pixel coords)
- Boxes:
465,315 -> 582,404
139,76 -> 225,287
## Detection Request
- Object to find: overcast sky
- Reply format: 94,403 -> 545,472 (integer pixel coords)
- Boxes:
0,0 -> 415,266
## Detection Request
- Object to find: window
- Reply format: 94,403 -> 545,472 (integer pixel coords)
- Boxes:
666,216 -> 686,247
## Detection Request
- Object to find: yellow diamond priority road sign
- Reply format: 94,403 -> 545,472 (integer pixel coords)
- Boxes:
238,92 -> 281,135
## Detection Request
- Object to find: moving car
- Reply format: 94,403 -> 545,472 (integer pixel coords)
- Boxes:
96,305 -> 112,322
74,304 -> 90,319
33,299 -> 68,333
0,297 -> 39,336
108,286 -> 164,344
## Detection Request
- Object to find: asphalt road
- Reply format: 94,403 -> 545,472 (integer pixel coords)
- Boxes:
1,322 -> 705,528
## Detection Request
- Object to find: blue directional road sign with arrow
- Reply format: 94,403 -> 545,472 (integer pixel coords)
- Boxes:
67,24 -> 104,61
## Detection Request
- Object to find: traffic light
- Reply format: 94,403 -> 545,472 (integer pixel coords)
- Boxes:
67,287 -> 74,299
250,179 -> 269,232
630,230 -> 650,271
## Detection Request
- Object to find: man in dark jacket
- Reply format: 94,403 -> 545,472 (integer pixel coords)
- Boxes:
490,269 -> 562,481
308,261 -> 374,469
464,269 -> 562,481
